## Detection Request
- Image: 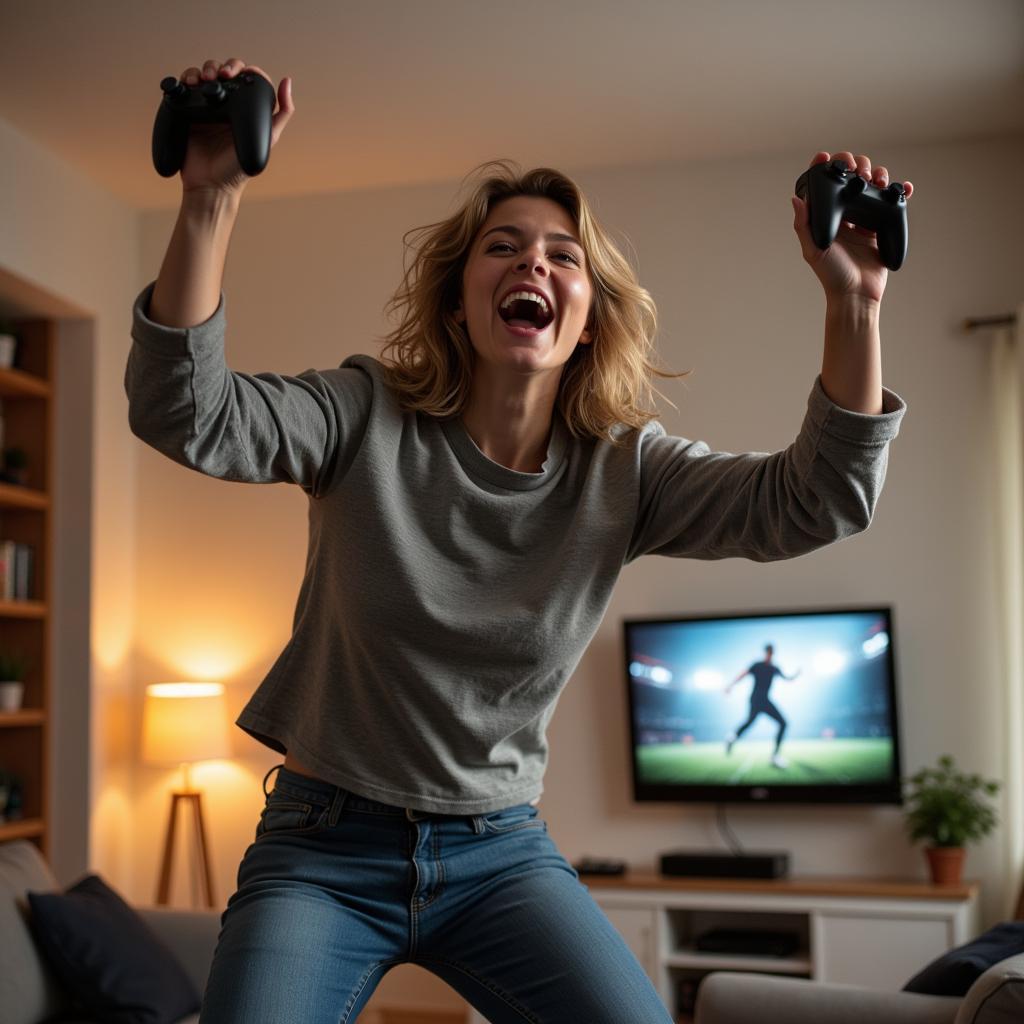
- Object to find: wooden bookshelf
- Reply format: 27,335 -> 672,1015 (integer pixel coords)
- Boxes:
0,483 -> 49,511
0,314 -> 53,859
0,709 -> 46,726
0,817 -> 45,842
0,366 -> 51,399
0,600 -> 47,619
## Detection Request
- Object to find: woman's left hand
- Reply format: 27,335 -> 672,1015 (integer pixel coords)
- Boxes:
792,150 -> 914,306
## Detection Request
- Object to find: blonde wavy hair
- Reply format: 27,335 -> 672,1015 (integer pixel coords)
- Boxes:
379,159 -> 685,444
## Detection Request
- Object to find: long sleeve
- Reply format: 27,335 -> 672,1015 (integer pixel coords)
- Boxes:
125,282 -> 373,497
626,376 -> 906,563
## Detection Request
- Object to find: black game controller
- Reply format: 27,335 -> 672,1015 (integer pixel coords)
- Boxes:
794,159 -> 909,270
152,71 -> 277,178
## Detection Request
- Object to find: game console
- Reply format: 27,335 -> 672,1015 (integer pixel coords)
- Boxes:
573,857 -> 628,877
695,927 -> 801,957
660,850 -> 790,879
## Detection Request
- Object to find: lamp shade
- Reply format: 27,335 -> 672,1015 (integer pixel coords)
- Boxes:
142,682 -> 231,765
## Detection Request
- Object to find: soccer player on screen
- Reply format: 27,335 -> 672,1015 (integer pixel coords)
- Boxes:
724,644 -> 801,768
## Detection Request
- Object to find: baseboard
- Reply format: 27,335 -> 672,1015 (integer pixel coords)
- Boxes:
358,1008 -> 467,1024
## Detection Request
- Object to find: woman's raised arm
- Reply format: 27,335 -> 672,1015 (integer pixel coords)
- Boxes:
148,58 -> 294,327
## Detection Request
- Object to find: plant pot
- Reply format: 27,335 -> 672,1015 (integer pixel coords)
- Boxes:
0,680 -> 23,711
925,846 -> 966,885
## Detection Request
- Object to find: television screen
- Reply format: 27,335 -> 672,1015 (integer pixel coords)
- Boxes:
623,607 -> 903,804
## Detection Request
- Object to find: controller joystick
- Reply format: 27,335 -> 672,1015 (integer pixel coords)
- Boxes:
826,159 -> 849,183
152,71 -> 277,178
160,76 -> 188,100
794,160 -> 909,270
201,80 -> 228,103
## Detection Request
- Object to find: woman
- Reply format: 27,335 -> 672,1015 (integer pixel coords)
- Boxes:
127,59 -> 911,1024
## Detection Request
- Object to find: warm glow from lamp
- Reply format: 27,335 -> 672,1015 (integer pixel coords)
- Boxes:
142,682 -> 231,789
143,681 -> 230,909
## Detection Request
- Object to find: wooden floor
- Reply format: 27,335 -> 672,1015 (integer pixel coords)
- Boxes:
357,1009 -> 466,1024
358,1006 -> 690,1024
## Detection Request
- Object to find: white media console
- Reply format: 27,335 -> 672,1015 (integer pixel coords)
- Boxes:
463,873 -> 979,1023
588,873 -> 979,1021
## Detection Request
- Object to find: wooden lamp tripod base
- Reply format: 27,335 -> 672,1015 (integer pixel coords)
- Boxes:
155,779 -> 216,908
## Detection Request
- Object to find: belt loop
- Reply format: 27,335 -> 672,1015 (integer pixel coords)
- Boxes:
470,815 -> 486,834
262,763 -> 283,798
328,785 -> 348,826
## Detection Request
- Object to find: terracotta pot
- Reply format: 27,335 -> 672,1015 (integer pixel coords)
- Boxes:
925,846 -> 966,885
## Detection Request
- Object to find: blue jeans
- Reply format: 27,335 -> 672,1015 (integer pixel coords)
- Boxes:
198,765 -> 672,1023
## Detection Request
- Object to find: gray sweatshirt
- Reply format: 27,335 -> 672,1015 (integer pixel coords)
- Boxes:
126,282 -> 906,814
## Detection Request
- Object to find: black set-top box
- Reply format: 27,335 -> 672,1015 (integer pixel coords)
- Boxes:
659,850 -> 790,880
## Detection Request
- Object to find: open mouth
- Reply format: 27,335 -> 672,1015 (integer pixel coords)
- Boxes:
497,291 -> 555,331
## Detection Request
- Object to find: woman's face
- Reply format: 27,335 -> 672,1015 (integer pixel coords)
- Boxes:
456,195 -> 593,379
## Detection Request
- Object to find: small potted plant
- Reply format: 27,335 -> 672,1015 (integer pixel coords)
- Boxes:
903,754 -> 1000,885
0,649 -> 29,712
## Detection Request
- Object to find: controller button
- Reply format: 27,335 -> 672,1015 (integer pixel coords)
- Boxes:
160,76 -> 187,98
201,80 -> 227,103
847,175 -> 867,194
827,160 -> 849,181
885,182 -> 907,202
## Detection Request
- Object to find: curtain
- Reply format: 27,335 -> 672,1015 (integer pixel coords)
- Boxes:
991,306 -> 1024,919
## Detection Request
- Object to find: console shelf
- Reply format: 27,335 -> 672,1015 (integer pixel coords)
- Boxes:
665,951 -> 813,974
586,873 -> 980,1023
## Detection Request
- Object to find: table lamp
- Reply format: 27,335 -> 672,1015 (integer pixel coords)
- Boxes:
142,682 -> 230,907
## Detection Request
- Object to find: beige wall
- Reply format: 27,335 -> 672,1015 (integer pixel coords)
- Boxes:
4,107 -> 1023,1014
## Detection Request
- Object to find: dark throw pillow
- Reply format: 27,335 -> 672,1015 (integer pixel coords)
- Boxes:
903,921 -> 1024,997
26,873 -> 201,1024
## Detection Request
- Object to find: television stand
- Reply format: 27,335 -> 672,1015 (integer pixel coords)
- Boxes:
585,873 -> 980,1022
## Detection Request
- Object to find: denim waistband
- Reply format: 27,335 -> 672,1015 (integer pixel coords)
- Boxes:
262,763 -> 488,822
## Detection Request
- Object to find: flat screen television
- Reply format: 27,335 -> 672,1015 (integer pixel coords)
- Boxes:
623,606 -> 903,804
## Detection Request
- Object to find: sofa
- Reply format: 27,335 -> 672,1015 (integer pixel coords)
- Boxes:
694,949 -> 1024,1024
1,839 -> 220,1024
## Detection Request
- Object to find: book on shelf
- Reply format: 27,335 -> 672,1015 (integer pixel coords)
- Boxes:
0,540 -> 33,601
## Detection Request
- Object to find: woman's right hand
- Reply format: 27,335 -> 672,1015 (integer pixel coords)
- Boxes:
176,57 -> 294,197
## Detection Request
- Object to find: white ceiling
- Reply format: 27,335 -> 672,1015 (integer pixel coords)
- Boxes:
2,0 -> 1022,211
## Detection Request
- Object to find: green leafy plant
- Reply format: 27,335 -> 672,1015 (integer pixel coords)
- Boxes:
904,754 -> 1000,848
0,649 -> 29,682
